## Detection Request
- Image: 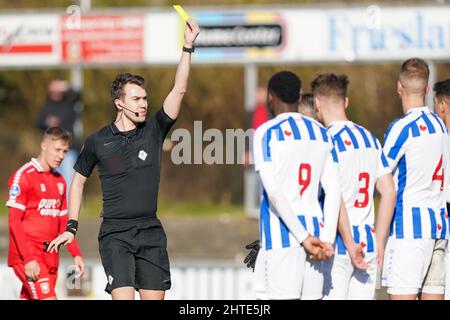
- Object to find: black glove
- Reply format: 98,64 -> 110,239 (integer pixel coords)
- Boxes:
244,240 -> 260,271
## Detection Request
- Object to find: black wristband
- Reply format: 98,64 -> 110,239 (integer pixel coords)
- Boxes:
182,46 -> 195,53
66,219 -> 78,236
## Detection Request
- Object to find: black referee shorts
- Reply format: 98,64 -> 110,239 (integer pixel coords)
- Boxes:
98,217 -> 171,294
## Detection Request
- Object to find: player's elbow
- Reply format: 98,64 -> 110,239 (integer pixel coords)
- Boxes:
173,86 -> 187,96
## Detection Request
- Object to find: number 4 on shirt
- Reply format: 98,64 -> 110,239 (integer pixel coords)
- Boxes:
432,155 -> 444,191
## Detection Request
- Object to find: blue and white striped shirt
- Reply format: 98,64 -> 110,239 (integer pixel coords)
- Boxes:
328,121 -> 391,254
382,107 -> 450,240
254,112 -> 341,250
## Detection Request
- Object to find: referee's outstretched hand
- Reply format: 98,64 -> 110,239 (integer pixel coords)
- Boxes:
47,231 -> 74,253
243,240 -> 260,271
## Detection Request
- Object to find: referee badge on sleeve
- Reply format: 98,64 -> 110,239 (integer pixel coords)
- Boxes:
138,150 -> 148,161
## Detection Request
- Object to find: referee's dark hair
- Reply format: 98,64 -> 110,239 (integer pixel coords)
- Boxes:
434,79 -> 450,102
111,73 -> 145,102
43,127 -> 72,146
267,71 -> 301,104
311,73 -> 349,100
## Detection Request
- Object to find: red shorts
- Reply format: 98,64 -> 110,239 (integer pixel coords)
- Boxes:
12,261 -> 58,300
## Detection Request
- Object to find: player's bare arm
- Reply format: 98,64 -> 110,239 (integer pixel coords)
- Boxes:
337,200 -> 368,270
374,173 -> 396,269
163,19 -> 200,120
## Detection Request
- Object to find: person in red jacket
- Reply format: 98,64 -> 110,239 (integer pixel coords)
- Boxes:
6,127 -> 84,300
252,87 -> 270,130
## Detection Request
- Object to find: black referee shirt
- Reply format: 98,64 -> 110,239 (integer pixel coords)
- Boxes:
74,107 -> 175,219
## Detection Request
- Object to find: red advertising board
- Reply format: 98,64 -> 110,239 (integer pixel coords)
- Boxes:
61,14 -> 144,64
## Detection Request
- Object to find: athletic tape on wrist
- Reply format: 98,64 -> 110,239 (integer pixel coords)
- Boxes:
66,219 -> 78,236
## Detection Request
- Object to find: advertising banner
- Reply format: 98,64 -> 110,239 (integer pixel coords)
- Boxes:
61,14 -> 145,64
0,14 -> 60,66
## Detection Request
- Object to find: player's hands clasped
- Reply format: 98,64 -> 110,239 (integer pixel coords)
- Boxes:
184,19 -> 200,48
47,231 -> 74,253
302,235 -> 334,260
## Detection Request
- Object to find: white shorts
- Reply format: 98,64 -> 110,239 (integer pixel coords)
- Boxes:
254,247 -> 324,300
322,252 -> 377,300
382,238 -> 446,295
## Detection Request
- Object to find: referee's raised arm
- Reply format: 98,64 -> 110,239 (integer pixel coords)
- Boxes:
162,18 -> 200,120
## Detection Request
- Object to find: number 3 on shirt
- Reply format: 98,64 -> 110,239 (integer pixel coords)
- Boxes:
298,163 -> 311,195
432,155 -> 444,191
355,172 -> 370,208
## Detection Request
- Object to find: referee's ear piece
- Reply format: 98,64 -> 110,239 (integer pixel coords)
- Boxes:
117,103 -> 140,117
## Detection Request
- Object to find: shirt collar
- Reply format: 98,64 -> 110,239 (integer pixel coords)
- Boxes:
327,120 -> 353,128
406,106 -> 430,114
31,158 -> 44,172
109,122 -> 120,135
109,122 -> 141,136
274,112 -> 300,120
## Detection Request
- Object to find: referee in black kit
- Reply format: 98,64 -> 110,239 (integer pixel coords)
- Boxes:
48,19 -> 200,300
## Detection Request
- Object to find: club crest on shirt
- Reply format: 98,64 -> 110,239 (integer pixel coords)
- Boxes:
40,281 -> 50,294
9,184 -> 20,197
138,150 -> 147,161
57,182 -> 64,195
40,183 -> 46,192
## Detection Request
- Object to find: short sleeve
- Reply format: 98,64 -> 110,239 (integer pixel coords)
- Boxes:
376,138 -> 391,178
152,107 -> 176,142
6,172 -> 30,211
253,126 -> 266,172
382,120 -> 408,172
74,134 -> 99,178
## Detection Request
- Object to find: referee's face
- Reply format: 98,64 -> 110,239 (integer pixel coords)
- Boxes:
121,83 -> 148,123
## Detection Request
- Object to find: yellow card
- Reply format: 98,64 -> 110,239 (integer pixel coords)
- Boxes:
173,5 -> 190,21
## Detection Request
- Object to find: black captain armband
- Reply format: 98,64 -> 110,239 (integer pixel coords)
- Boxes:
66,219 -> 79,236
